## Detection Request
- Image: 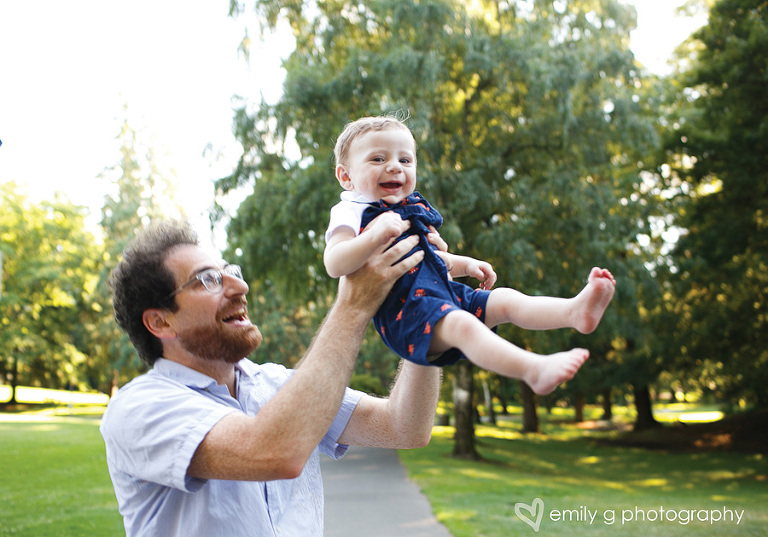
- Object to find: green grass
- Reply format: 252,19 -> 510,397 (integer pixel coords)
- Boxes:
2,404 -> 765,537
0,412 -> 123,537
399,415 -> 768,537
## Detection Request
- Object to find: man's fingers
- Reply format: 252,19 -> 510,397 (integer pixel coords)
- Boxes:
377,234 -> 418,264
426,231 -> 448,253
393,248 -> 424,276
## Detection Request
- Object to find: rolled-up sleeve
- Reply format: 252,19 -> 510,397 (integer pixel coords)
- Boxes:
320,387 -> 364,459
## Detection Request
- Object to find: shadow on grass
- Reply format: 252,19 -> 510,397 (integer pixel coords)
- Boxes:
399,413 -> 767,537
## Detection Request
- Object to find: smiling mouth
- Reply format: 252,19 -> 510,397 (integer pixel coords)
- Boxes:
222,308 -> 250,325
380,182 -> 402,190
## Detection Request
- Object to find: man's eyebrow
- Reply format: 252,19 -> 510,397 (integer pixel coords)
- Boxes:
184,263 -> 222,281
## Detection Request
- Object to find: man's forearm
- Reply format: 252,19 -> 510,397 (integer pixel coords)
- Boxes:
386,361 -> 441,448
337,360 -> 441,449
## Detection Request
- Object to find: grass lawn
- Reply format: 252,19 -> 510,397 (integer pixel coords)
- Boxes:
0,408 -> 123,537
1,403 -> 765,537
399,409 -> 768,537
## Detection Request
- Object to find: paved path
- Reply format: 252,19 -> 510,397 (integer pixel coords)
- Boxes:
321,446 -> 453,537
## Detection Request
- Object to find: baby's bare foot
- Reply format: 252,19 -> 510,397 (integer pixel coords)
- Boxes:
524,349 -> 589,395
572,267 -> 616,334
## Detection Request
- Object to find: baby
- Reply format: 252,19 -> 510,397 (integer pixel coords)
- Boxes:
324,116 -> 615,395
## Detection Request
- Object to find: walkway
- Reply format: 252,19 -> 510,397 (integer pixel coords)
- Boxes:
321,446 -> 453,537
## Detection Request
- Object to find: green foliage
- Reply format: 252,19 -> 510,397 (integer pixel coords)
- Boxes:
0,119 -> 187,394
222,0 -> 663,401
349,372 -> 387,396
663,0 -> 768,406
88,120 -> 186,389
0,183 -> 101,392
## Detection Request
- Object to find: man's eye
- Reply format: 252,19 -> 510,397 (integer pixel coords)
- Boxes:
200,271 -> 220,287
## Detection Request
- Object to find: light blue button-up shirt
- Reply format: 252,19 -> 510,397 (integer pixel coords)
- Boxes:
100,358 -> 362,536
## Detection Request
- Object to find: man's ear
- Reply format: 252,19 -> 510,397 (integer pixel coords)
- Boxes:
142,309 -> 176,340
336,165 -> 353,190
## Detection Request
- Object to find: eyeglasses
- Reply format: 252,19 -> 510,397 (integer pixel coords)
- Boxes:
165,264 -> 244,300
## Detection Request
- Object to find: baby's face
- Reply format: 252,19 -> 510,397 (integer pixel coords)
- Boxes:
337,128 -> 417,204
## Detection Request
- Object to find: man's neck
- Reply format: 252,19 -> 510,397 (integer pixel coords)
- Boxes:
167,349 -> 238,397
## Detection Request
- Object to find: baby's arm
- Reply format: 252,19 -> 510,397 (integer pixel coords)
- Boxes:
324,212 -> 411,278
437,251 -> 497,290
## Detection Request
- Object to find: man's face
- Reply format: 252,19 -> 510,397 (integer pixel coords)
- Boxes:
163,244 -> 262,363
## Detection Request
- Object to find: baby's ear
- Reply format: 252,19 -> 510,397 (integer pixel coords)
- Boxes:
336,165 -> 353,190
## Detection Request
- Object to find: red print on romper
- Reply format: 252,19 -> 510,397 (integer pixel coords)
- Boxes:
414,289 -> 425,298
424,322 -> 431,335
475,307 -> 484,318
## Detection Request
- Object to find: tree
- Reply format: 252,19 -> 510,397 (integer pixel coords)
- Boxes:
222,0 -> 660,452
0,183 -> 101,400
664,0 -> 768,407
88,120 -> 184,391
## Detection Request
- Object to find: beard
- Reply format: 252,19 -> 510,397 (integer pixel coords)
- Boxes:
178,318 -> 262,364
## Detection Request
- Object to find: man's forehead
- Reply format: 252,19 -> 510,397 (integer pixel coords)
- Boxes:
165,244 -> 224,278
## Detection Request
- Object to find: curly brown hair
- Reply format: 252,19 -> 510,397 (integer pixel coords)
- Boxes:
108,220 -> 198,366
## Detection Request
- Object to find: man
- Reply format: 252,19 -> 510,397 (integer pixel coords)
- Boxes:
100,220 -> 442,536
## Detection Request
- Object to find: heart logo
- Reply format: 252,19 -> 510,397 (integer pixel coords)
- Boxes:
515,497 -> 544,532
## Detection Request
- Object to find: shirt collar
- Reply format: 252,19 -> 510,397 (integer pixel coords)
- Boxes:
340,191 -> 373,203
151,357 -> 261,390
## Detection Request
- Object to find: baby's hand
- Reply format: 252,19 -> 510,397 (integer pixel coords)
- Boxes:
467,260 -> 497,290
365,212 -> 410,246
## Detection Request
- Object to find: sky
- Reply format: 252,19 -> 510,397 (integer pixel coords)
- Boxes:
0,0 -> 706,249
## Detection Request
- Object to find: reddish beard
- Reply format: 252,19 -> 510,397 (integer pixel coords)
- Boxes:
179,319 -> 262,364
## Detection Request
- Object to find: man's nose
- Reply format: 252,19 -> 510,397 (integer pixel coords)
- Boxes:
223,273 -> 249,296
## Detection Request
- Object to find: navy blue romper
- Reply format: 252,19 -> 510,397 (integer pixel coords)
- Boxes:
361,192 -> 492,366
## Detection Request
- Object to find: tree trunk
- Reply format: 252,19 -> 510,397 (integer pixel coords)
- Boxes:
601,387 -> 613,420
520,381 -> 540,433
8,353 -> 18,405
498,377 -> 510,415
452,360 -> 480,460
482,378 -> 496,425
574,392 -> 585,422
633,383 -> 661,431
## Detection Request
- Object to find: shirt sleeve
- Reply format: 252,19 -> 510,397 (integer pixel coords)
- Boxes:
100,377 -> 238,493
319,387 -> 364,460
325,201 -> 365,243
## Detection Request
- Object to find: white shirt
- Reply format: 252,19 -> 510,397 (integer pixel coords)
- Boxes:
100,358 -> 362,536
325,191 -> 375,243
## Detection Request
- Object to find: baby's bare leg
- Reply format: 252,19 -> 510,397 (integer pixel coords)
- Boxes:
483,267 -> 616,334
429,310 -> 588,395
